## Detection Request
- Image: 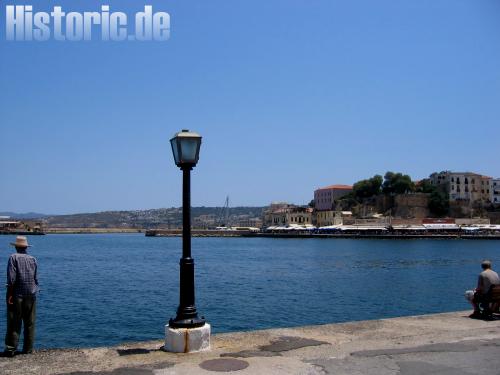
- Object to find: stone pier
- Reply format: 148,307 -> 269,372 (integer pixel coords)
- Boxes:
1,311 -> 500,374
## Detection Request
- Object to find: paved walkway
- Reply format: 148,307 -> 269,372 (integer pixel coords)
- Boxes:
1,311 -> 500,374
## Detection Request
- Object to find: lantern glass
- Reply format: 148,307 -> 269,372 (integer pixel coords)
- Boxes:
170,138 -> 180,165
170,130 -> 202,167
179,138 -> 199,163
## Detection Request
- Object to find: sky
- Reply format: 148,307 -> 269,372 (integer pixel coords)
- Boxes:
1,0 -> 499,214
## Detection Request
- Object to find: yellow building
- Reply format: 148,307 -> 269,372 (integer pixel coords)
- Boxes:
264,204 -> 313,228
315,210 -> 352,227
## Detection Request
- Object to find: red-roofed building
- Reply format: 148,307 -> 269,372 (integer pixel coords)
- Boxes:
314,184 -> 353,211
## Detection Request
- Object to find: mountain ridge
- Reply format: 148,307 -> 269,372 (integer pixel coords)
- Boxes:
3,207 -> 266,229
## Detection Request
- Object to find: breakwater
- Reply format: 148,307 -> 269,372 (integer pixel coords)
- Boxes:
1,228 -> 142,235
145,229 -> 256,237
45,228 -> 142,234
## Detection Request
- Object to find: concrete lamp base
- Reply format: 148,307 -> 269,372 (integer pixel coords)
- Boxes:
164,323 -> 211,353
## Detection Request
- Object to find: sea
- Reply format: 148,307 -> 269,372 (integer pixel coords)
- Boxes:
0,234 -> 497,349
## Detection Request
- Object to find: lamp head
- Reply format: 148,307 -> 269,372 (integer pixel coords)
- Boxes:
170,129 -> 202,168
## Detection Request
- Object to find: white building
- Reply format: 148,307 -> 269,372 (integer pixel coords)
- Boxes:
430,171 -> 491,203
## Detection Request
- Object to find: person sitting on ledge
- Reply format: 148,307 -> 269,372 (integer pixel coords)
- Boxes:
465,260 -> 500,318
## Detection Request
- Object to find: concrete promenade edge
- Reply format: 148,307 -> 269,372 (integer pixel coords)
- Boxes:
1,311 -> 500,374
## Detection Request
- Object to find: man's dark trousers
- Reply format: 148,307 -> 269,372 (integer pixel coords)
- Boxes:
5,295 -> 36,353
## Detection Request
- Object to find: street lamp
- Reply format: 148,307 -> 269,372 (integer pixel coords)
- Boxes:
168,129 -> 206,329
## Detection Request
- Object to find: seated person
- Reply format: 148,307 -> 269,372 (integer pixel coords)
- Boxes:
465,260 -> 500,317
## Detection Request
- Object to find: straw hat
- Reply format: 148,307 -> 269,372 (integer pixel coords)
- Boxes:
10,236 -> 32,248
481,259 -> 492,268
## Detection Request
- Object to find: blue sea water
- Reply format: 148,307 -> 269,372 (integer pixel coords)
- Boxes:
0,234 -> 497,349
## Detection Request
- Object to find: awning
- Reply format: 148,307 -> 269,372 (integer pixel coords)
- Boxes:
422,224 -> 459,230
392,225 -> 427,231
462,227 -> 481,231
340,226 -> 388,231
318,225 -> 342,230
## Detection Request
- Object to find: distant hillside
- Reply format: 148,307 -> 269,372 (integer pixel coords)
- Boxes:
41,207 -> 265,229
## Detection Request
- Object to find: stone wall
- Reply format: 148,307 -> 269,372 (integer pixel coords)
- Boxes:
393,193 -> 429,219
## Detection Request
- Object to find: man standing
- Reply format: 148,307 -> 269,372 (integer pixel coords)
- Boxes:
465,260 -> 500,318
4,236 -> 39,357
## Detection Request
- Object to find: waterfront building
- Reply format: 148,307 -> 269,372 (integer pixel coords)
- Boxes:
430,171 -> 491,204
263,202 -> 293,227
480,175 -> 493,202
313,184 -> 352,227
0,220 -> 43,233
449,173 -> 491,203
429,171 -> 450,189
287,207 -> 313,226
316,210 -> 352,227
316,210 -> 338,227
263,204 -> 313,228
236,217 -> 263,228
0,220 -> 21,231
314,184 -> 353,211
491,178 -> 500,204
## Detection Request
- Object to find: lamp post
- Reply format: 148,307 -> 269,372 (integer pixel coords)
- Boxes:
168,129 -> 206,329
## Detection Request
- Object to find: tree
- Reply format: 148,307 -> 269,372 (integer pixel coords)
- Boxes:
428,190 -> 449,217
416,178 -> 434,194
382,172 -> 415,195
336,192 -> 358,209
353,175 -> 383,199
415,179 -> 450,216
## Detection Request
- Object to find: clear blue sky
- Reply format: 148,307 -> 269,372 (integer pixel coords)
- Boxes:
1,0 -> 499,214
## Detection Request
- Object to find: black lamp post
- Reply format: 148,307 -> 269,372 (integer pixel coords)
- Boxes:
169,129 -> 206,329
